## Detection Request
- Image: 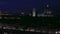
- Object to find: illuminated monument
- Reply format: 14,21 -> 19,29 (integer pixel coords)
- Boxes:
32,8 -> 36,17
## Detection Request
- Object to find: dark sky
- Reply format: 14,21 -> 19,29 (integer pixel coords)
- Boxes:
0,0 -> 60,14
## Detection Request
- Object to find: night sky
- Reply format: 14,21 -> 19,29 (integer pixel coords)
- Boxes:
0,0 -> 60,15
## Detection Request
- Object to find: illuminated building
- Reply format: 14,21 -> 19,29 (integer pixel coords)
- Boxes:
37,4 -> 53,17
21,12 -> 24,15
43,4 -> 53,17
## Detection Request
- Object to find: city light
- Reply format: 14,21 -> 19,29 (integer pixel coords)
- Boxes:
55,31 -> 60,34
29,28 -> 35,32
25,29 -> 30,31
4,32 -> 7,34
32,8 -> 36,17
0,3 -> 58,34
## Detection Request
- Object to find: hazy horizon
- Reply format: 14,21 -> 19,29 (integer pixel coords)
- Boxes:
0,0 -> 60,15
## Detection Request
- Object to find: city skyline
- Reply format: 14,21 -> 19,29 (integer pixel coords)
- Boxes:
0,0 -> 59,15
0,7 -> 53,17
